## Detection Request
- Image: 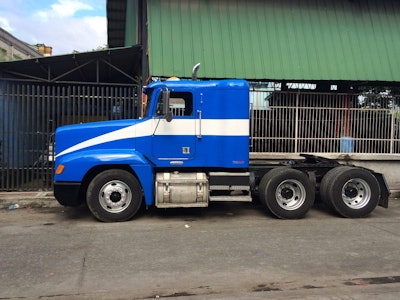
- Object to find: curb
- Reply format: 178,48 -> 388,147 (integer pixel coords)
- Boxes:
0,192 -> 60,209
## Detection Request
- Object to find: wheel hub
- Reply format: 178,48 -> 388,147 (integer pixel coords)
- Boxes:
276,180 -> 306,210
110,192 -> 122,202
342,178 -> 371,209
99,180 -> 132,213
344,187 -> 358,198
281,188 -> 294,199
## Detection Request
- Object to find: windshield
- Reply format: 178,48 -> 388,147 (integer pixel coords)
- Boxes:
142,88 -> 153,118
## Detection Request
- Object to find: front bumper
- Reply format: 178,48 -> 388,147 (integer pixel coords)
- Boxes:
54,182 -> 82,206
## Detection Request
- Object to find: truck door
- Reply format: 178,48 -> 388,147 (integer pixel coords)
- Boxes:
152,91 -> 196,160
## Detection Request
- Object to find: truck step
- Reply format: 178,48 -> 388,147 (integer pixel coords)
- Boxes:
209,195 -> 252,202
156,202 -> 209,209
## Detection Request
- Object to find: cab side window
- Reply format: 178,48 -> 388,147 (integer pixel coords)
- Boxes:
156,91 -> 193,117
170,92 -> 193,116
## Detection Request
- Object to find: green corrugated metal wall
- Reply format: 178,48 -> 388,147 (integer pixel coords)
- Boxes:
146,0 -> 400,82
125,0 -> 138,46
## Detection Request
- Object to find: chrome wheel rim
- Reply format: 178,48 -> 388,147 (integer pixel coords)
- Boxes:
276,179 -> 306,210
99,180 -> 132,213
342,178 -> 371,209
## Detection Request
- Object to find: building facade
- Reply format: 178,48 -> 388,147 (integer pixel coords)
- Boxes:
0,27 -> 44,61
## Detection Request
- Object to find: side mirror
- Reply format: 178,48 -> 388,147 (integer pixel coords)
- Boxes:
162,88 -> 173,122
165,111 -> 173,122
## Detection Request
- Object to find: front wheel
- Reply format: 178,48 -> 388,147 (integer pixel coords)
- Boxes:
259,167 -> 315,219
86,169 -> 142,222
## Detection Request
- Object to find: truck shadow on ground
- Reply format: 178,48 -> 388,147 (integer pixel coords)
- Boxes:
55,199 -> 342,222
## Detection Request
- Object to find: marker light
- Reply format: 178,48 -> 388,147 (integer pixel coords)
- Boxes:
55,164 -> 65,175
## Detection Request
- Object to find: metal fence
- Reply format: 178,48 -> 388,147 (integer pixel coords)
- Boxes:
0,81 -> 139,191
250,91 -> 400,154
1,81 -> 400,191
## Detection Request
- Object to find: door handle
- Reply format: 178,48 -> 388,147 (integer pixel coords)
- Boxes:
197,110 -> 202,139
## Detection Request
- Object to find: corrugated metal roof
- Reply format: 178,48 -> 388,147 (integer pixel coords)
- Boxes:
147,0 -> 400,82
0,46 -> 142,84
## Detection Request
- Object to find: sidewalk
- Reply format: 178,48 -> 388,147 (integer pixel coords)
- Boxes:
0,191 -> 59,209
1,191 -> 398,210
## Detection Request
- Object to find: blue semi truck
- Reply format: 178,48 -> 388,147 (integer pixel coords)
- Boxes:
54,68 -> 390,222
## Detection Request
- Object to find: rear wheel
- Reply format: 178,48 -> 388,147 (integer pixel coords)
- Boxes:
87,169 -> 142,222
320,166 -> 352,208
259,167 -> 315,219
320,166 -> 380,218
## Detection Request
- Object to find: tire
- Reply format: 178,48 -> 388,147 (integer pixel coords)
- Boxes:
86,169 -> 142,222
320,166 -> 352,208
322,166 -> 380,218
259,167 -> 315,219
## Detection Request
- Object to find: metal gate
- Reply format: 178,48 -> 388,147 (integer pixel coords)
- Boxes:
2,81 -> 400,191
250,90 -> 400,154
0,81 -> 139,191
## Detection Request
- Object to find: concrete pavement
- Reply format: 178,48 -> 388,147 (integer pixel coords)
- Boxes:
1,197 -> 400,299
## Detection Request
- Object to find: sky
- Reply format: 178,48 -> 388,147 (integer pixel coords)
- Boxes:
0,0 -> 107,55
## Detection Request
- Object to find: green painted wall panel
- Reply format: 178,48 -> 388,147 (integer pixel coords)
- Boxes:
146,0 -> 400,82
125,0 -> 138,46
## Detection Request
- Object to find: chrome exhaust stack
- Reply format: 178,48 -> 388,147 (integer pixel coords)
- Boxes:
192,63 -> 201,80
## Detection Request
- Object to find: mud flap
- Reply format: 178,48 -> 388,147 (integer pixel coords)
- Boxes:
374,172 -> 390,208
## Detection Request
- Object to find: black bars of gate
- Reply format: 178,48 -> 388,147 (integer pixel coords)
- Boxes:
0,81 -> 139,191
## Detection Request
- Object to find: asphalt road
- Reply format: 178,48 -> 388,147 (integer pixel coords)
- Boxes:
1,199 -> 400,299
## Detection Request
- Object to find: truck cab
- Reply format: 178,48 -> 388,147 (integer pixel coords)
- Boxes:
140,79 -> 250,168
